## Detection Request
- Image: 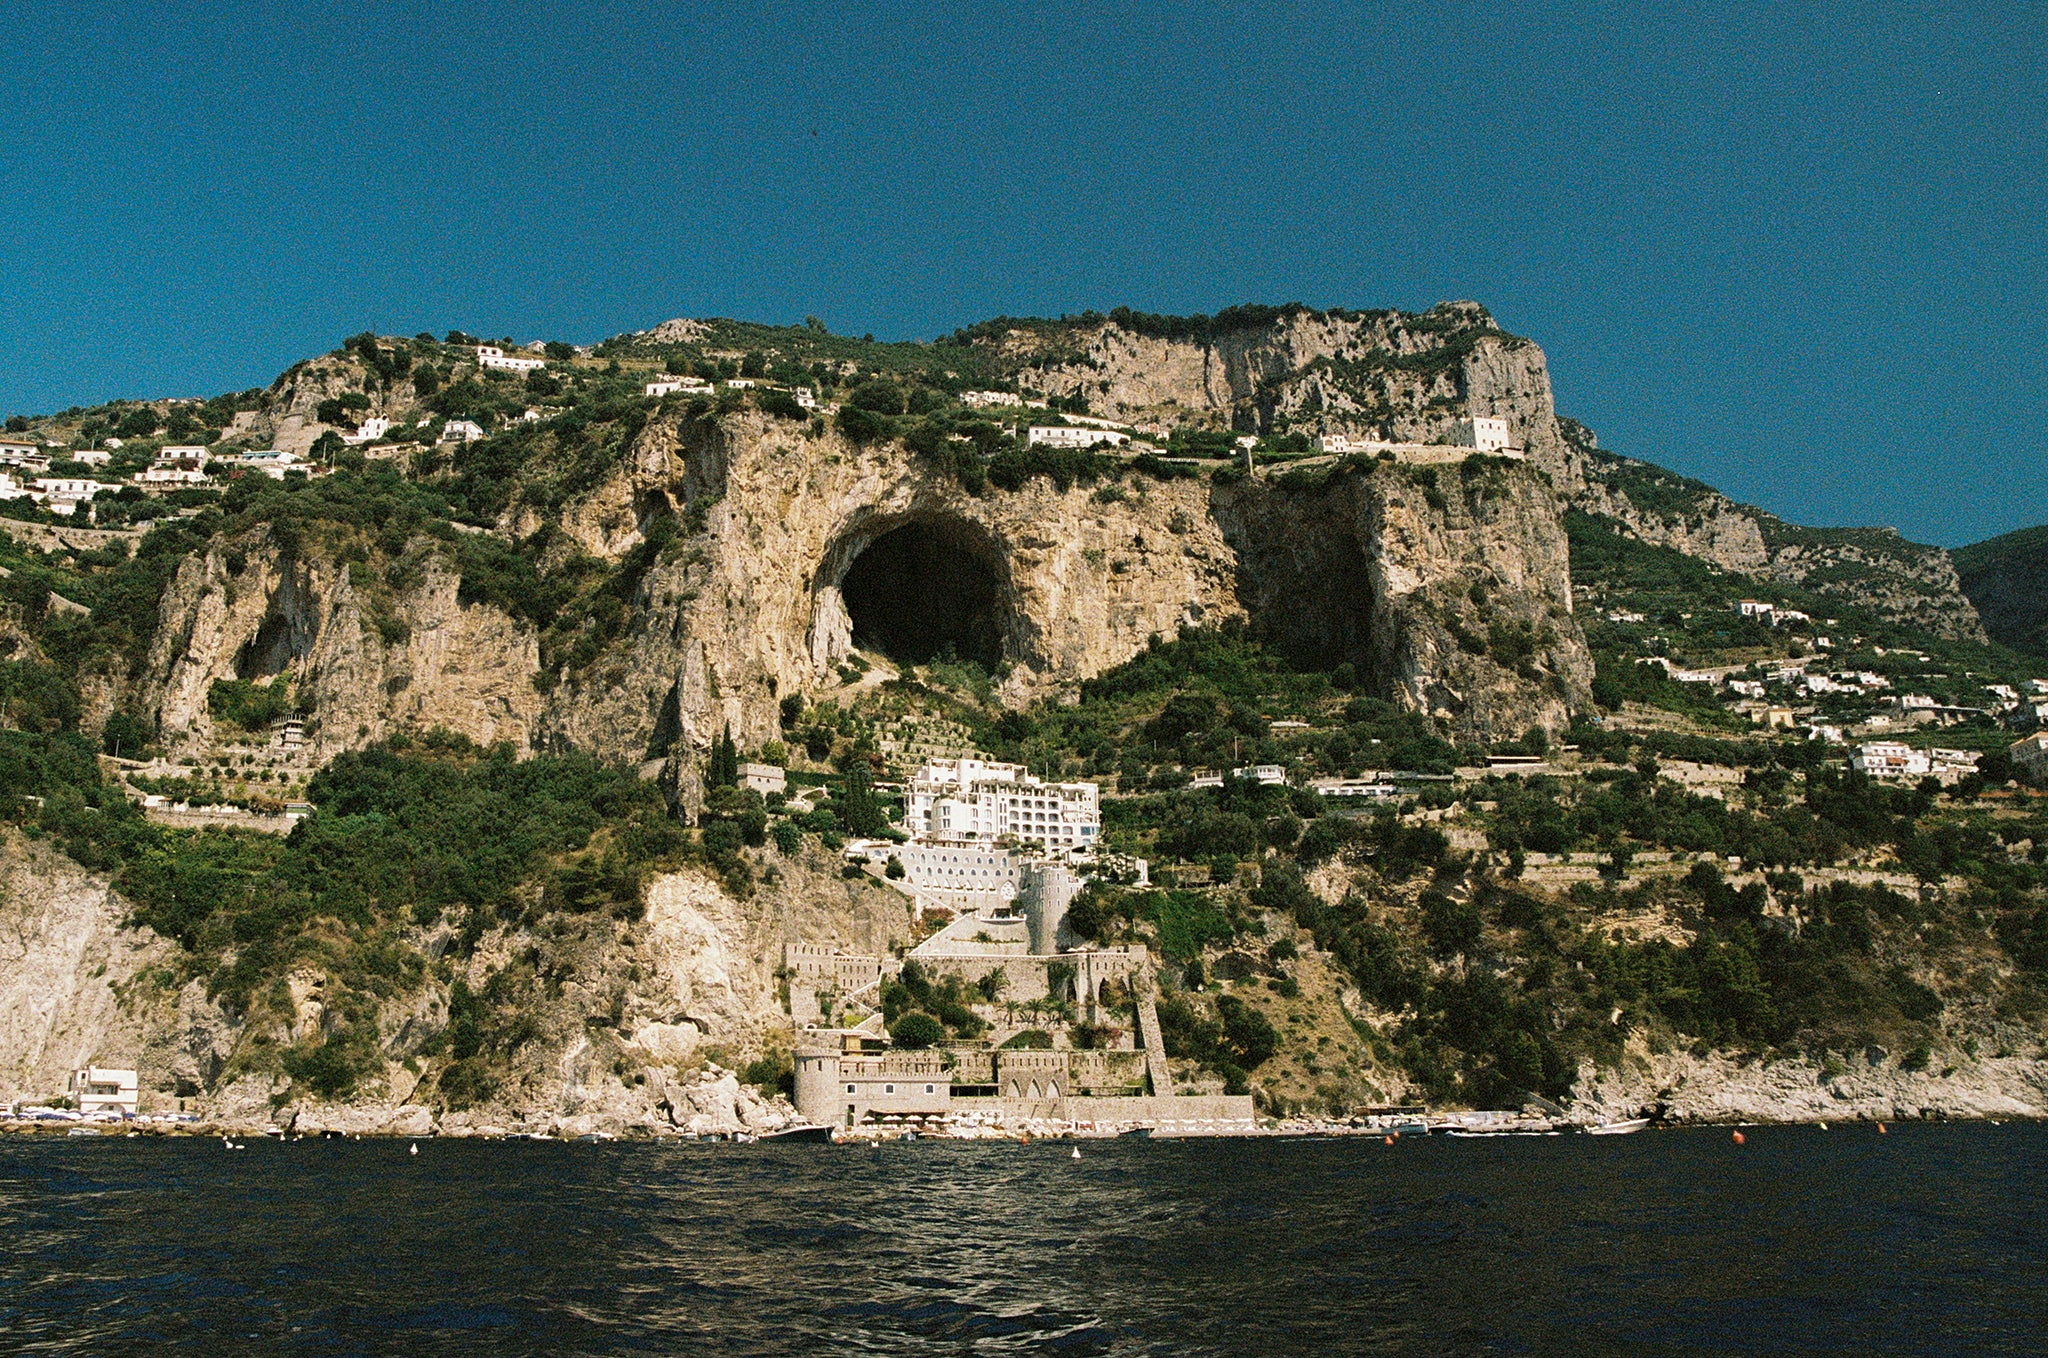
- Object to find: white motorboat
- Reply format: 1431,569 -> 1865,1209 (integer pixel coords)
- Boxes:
1586,1118 -> 1651,1135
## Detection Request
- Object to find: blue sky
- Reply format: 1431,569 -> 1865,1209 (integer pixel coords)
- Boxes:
1,2 -> 2040,546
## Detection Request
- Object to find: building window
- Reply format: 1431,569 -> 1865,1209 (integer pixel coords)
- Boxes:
846,1084 -> 857,1094
884,1084 -> 895,1094
925,1084 -> 935,1094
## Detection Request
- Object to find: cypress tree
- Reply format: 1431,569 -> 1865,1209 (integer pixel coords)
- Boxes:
841,759 -> 883,836
708,725 -> 739,788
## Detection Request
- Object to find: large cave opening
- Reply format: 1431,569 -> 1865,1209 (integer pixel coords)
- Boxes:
838,519 -> 1009,671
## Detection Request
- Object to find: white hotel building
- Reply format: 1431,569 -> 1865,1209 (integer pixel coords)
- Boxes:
904,758 -> 1100,852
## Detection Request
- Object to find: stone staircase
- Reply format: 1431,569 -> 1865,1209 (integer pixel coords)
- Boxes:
1135,984 -> 1174,1098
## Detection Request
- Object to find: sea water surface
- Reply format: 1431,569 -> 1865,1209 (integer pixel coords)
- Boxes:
2,1123 -> 2044,1355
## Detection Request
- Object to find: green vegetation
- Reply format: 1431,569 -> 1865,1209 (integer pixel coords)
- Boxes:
880,959 -> 987,1042
5,726 -> 695,1101
1955,524 -> 2048,657
207,677 -> 294,732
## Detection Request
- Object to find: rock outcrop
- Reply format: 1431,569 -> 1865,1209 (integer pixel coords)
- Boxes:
0,829 -> 906,1135
982,302 -> 1579,483
1215,459 -> 1591,740
519,411 -> 1592,760
142,536 -> 543,758
1572,1036 -> 2048,1125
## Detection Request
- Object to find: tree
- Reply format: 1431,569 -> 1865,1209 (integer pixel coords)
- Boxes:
1421,890 -> 1483,957
100,712 -> 150,758
889,1012 -> 944,1049
706,725 -> 739,788
115,408 -> 159,438
839,760 -> 885,837
543,341 -> 575,361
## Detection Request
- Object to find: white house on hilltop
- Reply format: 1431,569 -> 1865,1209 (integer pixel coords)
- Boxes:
646,375 -> 713,397
476,345 -> 547,374
133,466 -> 211,490
1027,426 -> 1128,450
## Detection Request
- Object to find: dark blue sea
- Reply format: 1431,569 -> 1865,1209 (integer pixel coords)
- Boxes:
2,1123 -> 2044,1355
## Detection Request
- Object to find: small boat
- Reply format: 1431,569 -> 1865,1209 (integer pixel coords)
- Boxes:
1387,1123 -> 1430,1137
759,1124 -> 834,1144
1586,1118 -> 1651,1136
1118,1127 -> 1153,1139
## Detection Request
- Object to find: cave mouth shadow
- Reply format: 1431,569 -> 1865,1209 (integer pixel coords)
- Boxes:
839,518 -> 1009,671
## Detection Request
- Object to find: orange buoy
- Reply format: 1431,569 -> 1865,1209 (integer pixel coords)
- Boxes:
1384,1134 -> 1395,1145
1731,1130 -> 1746,1145
1876,1122 -> 1887,1134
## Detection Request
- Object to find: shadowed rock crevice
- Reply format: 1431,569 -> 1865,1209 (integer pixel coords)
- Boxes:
839,519 -> 1009,671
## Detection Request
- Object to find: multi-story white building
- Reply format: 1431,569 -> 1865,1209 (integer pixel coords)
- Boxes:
70,1067 -> 139,1117
32,477 -> 102,501
903,757 -> 1100,852
738,762 -> 786,795
2011,732 -> 2048,777
234,450 -> 301,480
342,417 -> 392,445
440,419 -> 486,444
1851,742 -> 1930,780
1026,425 -> 1128,450
960,390 -> 1023,408
1447,416 -> 1513,452
133,466 -> 211,490
889,841 -> 1021,914
476,345 -> 547,373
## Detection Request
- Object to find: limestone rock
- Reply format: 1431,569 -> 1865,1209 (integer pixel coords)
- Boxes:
0,830 -> 181,1108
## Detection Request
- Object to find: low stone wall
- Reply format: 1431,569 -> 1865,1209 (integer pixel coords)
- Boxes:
1063,1094 -> 1256,1126
947,1092 -> 1255,1127
142,808 -> 298,836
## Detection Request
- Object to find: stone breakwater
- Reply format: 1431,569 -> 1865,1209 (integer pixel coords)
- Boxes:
1571,1046 -> 2048,1126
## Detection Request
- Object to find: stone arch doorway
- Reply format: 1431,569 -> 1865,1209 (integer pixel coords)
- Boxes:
809,513 -> 1017,674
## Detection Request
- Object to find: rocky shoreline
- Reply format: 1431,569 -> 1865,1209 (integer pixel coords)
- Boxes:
13,1052 -> 2044,1142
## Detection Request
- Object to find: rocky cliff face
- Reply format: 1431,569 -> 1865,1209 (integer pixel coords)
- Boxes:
1215,460 -> 1591,741
1572,1035 -> 2048,1125
0,827 -> 910,1134
142,535 -> 543,758
130,406 -> 1595,766
984,303 -> 1579,483
1563,425 -> 1986,640
533,413 -> 1246,760
0,829 -> 228,1108
516,411 -> 1594,763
